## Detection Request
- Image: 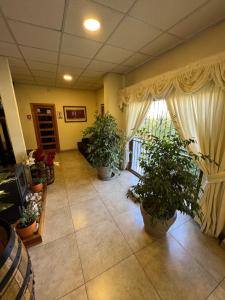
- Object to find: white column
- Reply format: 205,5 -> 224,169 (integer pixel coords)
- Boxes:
0,57 -> 27,162
103,73 -> 124,129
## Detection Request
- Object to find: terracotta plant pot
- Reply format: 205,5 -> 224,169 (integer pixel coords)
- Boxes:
140,203 -> 177,237
16,221 -> 37,239
32,183 -> 43,193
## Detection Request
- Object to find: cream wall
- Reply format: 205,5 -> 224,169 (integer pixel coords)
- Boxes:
126,20 -> 225,86
96,88 -> 104,114
0,57 -> 27,162
14,84 -> 97,151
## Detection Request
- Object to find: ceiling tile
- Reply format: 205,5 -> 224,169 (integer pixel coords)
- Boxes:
8,57 -> 27,68
169,0 -> 225,39
76,76 -> 102,84
10,65 -> 31,76
19,46 -> 58,63
57,65 -> 84,78
81,69 -> 104,79
31,70 -> 56,78
61,34 -> 102,58
122,53 -> 152,67
88,60 -> 117,72
0,0 -> 65,30
12,74 -> 34,81
108,16 -> 161,51
8,20 -> 60,51
0,41 -> 21,58
140,33 -> 181,56
35,77 -> 56,86
59,54 -> 90,68
64,0 -> 123,42
129,0 -> 206,30
0,16 -> 14,43
111,64 -> 134,74
27,60 -> 57,72
93,0 -> 136,13
95,44 -> 133,63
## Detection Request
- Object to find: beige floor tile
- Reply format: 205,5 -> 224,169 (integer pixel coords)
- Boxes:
207,285 -> 225,300
86,255 -> 160,300
170,220 -> 225,281
115,210 -> 155,252
29,234 -> 84,300
43,206 -> 74,243
60,286 -> 88,300
92,177 -> 121,194
100,188 -> 139,217
168,211 -> 191,232
70,197 -> 112,231
76,220 -> 132,281
67,184 -> 98,205
46,191 -> 69,213
136,235 -> 217,300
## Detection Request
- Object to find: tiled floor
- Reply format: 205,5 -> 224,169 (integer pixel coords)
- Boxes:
29,150 -> 225,300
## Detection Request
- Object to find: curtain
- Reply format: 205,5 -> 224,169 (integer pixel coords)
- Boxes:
124,98 -> 152,168
167,83 -> 225,237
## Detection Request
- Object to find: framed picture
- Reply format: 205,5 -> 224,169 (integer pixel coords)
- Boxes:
63,106 -> 87,122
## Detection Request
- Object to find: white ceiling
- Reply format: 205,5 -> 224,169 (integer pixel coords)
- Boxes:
0,0 -> 224,90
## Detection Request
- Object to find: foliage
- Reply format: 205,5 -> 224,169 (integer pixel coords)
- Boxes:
32,149 -> 56,166
33,177 -> 45,185
83,113 -> 124,171
0,172 -> 13,199
132,130 -> 215,223
142,117 -> 176,139
17,201 -> 39,228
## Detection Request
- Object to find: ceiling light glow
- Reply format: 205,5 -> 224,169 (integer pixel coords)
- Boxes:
63,74 -> 73,81
84,19 -> 101,31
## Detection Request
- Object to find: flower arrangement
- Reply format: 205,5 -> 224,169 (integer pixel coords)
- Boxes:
17,202 -> 39,228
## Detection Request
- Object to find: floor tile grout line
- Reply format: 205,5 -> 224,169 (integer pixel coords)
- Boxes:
168,233 -> 223,286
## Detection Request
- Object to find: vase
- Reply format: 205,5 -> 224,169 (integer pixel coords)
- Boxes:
16,221 -> 37,239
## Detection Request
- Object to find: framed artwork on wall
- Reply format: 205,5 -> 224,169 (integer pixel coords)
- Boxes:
63,106 -> 87,122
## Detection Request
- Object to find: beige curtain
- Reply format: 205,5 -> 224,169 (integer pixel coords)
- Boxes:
124,98 -> 152,168
167,83 -> 225,237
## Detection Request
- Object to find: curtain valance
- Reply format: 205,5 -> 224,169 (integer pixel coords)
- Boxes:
119,52 -> 225,107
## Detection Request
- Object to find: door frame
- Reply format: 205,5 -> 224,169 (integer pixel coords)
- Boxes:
30,103 -> 60,152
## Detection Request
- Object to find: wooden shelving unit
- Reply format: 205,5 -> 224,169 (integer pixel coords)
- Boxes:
18,185 -> 47,248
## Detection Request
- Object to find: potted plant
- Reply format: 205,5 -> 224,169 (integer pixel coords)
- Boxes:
83,113 -> 124,180
16,202 -> 39,239
130,131 -> 213,237
32,177 -> 45,193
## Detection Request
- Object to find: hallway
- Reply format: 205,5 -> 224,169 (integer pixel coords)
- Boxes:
29,151 -> 225,300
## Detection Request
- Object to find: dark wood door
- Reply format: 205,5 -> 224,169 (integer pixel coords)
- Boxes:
31,103 -> 60,152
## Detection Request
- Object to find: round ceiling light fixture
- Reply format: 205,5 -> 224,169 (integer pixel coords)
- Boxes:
83,18 -> 101,31
63,74 -> 73,81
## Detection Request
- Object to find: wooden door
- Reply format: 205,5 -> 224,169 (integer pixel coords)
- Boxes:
31,103 -> 60,152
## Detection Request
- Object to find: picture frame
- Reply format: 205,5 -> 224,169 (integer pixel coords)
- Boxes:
63,106 -> 87,122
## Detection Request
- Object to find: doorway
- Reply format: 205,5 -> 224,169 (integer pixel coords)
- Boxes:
31,103 -> 60,152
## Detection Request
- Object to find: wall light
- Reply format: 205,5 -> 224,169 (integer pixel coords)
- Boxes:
63,74 -> 73,81
84,19 -> 101,31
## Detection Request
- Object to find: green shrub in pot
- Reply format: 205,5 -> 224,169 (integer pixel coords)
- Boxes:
83,113 -> 124,180
131,130 -> 214,236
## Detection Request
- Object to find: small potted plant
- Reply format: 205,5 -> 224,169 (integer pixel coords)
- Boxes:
32,177 -> 45,193
16,202 -> 39,239
130,131 -> 214,237
83,113 -> 124,180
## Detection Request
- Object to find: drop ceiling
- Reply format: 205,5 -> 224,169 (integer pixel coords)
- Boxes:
0,0 -> 224,90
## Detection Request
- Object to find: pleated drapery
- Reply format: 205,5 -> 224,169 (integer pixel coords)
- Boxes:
119,52 -> 225,237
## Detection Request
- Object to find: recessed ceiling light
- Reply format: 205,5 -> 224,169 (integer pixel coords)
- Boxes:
63,74 -> 73,81
84,18 -> 101,31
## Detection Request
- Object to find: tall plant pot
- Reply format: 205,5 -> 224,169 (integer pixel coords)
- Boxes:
97,167 -> 113,181
140,203 -> 177,237
46,165 -> 55,185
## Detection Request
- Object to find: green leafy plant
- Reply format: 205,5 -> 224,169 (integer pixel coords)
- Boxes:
17,203 -> 38,228
131,130 -> 215,223
33,177 -> 45,185
83,113 -> 124,171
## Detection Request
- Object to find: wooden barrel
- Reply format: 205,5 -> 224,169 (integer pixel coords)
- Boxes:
0,218 -> 34,300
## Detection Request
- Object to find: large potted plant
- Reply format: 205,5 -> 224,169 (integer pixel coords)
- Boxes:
131,132 -> 213,237
83,113 -> 124,180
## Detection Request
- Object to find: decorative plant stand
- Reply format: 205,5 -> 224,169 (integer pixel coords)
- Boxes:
15,185 -> 47,247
